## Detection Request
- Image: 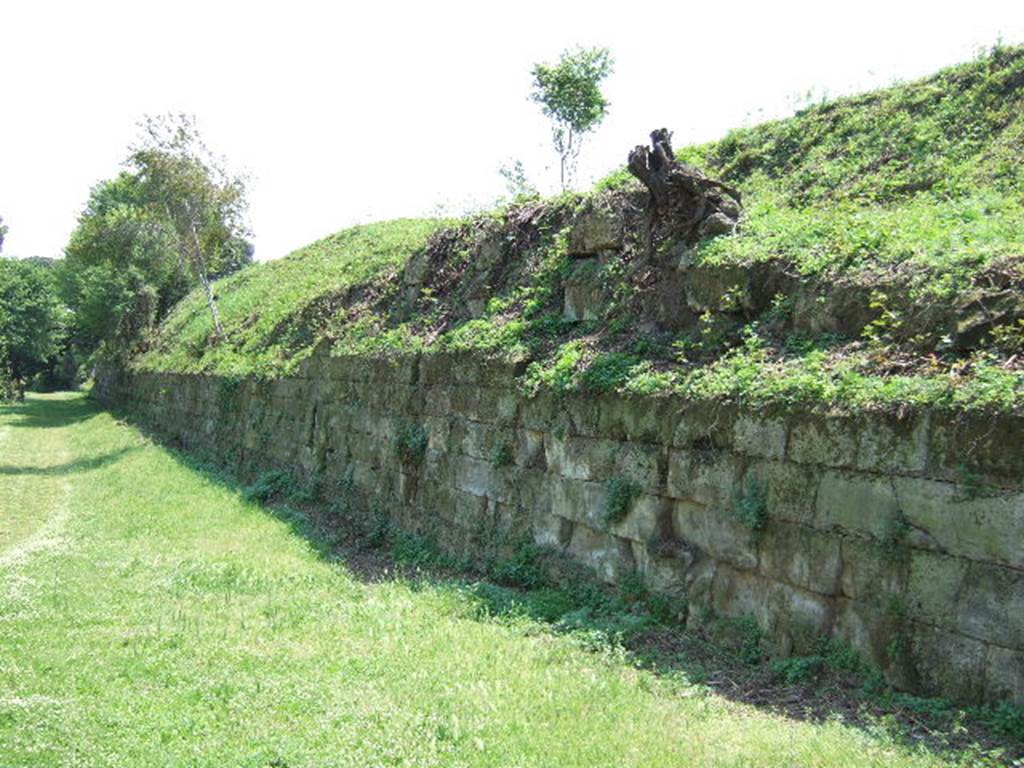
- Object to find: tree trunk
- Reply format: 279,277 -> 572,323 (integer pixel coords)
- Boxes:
190,221 -> 224,338
627,128 -> 744,245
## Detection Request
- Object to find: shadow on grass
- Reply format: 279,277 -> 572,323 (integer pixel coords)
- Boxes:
0,394 -> 140,477
0,446 -> 141,477
0,392 -> 102,430
103,398 -> 1023,766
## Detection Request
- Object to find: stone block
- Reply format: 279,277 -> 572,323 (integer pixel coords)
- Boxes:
816,470 -> 898,539
758,521 -> 842,596
787,414 -> 859,468
895,476 -> 1024,569
666,449 -> 741,507
609,493 -> 670,543
953,561 -> 1024,651
533,512 -> 573,550
747,460 -> 819,525
671,402 -> 736,450
672,500 -> 759,571
927,412 -> 1024,490
838,537 -> 907,601
733,414 -> 787,460
631,539 -> 695,596
855,413 -> 929,474
906,550 -> 967,629
982,646 -> 1024,704
595,395 -> 678,444
453,455 -> 514,504
912,624 -> 989,703
566,523 -> 635,583
515,429 -> 546,469
549,476 -> 605,530
567,204 -> 623,255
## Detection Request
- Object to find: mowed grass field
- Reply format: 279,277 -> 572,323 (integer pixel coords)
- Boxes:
0,394 -> 997,767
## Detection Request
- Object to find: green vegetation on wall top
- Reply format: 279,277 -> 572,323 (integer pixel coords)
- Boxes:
136,45 -> 1024,414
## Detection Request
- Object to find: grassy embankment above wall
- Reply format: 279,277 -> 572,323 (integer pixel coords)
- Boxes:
137,45 -> 1024,414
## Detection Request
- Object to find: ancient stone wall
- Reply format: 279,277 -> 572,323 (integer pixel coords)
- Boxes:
96,351 -> 1024,705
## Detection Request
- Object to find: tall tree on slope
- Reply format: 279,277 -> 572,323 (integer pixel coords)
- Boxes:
530,46 -> 614,191
129,114 -> 252,338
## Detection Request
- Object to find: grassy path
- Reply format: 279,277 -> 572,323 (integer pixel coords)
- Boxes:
0,394 -> 994,767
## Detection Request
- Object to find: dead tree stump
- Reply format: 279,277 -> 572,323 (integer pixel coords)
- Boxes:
628,128 -> 742,245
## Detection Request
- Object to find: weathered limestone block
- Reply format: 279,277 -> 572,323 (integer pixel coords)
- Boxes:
666,449 -> 741,508
448,489 -> 489,530
518,391 -> 559,432
685,265 -> 755,313
895,476 -> 1024,569
567,204 -> 623,256
906,550 -> 968,630
855,413 -> 930,474
422,415 -> 451,454
952,561 -> 1024,651
765,581 -> 835,654
672,500 -> 758,571
453,455 -> 515,505
787,414 -> 859,468
609,493 -> 670,543
458,420 -> 512,461
514,429 -> 546,469
543,433 -> 606,481
419,353 -> 458,386
563,258 -> 605,322
833,598 -> 903,680
517,469 -> 552,514
912,624 -> 990,703
594,395 -> 679,444
983,646 -> 1024,704
928,412 -> 1024,490
533,512 -> 573,550
732,414 -> 787,460
630,539 -> 695,597
672,402 -> 736,450
758,521 -> 842,595
816,470 -> 899,539
549,476 -> 605,530
746,460 -> 819,526
839,537 -> 908,600
566,523 -> 635,583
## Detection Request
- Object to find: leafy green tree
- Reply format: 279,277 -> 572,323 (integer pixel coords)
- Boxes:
61,173 -> 185,359
530,46 -> 614,191
129,114 -> 252,337
61,116 -> 251,361
0,257 -> 68,399
0,215 -> 7,252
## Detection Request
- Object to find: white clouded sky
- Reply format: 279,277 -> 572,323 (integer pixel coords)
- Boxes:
2,0 -> 1022,261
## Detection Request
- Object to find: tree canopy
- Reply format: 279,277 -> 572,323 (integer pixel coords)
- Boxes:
530,46 -> 614,190
0,257 -> 67,399
61,115 -> 252,362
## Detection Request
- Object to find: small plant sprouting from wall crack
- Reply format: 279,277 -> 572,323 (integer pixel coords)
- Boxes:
395,423 -> 429,464
732,474 -> 767,532
603,476 -> 641,525
881,509 -> 911,563
492,442 -> 515,469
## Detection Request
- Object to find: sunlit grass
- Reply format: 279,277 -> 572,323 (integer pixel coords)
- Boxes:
0,393 -> 1001,766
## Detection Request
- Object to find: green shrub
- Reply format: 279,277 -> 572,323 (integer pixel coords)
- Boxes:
491,544 -> 546,589
602,476 -> 640,524
732,475 -> 767,532
395,423 -> 429,464
491,442 -> 515,468
243,469 -> 299,503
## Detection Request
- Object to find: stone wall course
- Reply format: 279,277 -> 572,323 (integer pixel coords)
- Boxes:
97,351 -> 1024,705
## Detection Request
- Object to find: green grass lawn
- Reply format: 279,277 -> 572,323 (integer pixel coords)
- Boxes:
0,394 -> 1005,767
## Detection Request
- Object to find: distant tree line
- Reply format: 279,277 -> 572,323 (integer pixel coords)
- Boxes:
0,114 -> 251,401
